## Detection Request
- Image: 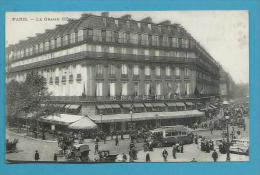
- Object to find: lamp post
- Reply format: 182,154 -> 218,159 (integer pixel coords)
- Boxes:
225,115 -> 231,161
130,110 -> 133,130
100,114 -> 103,131
155,114 -> 159,128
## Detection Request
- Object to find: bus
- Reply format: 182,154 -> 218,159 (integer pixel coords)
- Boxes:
149,125 -> 194,147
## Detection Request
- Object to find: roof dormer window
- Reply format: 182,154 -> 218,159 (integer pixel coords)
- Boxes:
148,24 -> 151,30
137,22 -> 141,28
158,25 -> 161,32
126,21 -> 130,28
103,18 -> 107,26
115,19 -> 118,26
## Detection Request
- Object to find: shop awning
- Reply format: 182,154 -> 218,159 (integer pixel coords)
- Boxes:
185,102 -> 194,106
175,102 -> 185,107
111,104 -> 121,109
88,110 -> 205,123
68,117 -> 97,130
104,104 -> 112,109
40,114 -> 83,125
68,104 -> 81,110
144,103 -> 153,108
166,102 -> 177,107
152,103 -> 166,107
133,103 -> 144,108
54,104 -> 66,108
96,104 -> 106,110
122,104 -> 133,108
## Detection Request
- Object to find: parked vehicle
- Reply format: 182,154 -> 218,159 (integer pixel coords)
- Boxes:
65,143 -> 90,162
230,138 -> 249,155
96,150 -> 118,162
149,125 -> 193,147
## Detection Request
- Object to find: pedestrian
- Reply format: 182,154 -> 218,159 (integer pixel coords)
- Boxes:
115,136 -> 119,146
111,131 -> 114,140
180,142 -> 184,153
94,143 -> 99,154
103,133 -> 106,144
122,153 -> 127,162
210,127 -> 213,135
54,153 -> 57,162
146,152 -> 151,162
162,149 -> 168,162
121,130 -> 124,140
34,150 -> 40,161
172,145 -> 177,159
212,149 -> 218,162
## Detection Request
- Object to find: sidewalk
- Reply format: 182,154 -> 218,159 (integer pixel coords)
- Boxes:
7,129 -> 57,143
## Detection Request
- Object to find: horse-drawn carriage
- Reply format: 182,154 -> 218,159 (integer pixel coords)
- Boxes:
95,150 -> 118,162
64,143 -> 90,162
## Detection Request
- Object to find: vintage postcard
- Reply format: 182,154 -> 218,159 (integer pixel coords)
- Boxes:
5,11 -> 249,163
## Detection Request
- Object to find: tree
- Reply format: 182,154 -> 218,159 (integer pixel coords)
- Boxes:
6,71 -> 53,130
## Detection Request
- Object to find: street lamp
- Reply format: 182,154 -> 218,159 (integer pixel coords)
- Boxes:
225,115 -> 231,161
155,114 -> 159,128
129,110 -> 133,130
100,114 -> 103,131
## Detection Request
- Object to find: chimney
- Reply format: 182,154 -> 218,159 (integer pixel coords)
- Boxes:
101,12 -> 109,17
81,13 -> 91,18
45,29 -> 52,33
141,17 -> 152,23
121,14 -> 131,20
160,20 -> 171,25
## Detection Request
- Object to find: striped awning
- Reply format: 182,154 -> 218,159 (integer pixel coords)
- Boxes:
68,104 -> 81,110
122,104 -> 133,108
104,104 -> 112,109
185,102 -> 194,106
111,104 -> 121,109
166,103 -> 177,107
88,110 -> 205,123
175,102 -> 185,107
152,103 -> 166,107
96,104 -> 106,110
133,103 -> 144,108
144,103 -> 153,108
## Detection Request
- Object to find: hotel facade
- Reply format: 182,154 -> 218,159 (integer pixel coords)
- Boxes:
6,13 -> 221,132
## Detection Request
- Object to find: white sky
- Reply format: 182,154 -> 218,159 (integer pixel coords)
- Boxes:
6,11 -> 249,83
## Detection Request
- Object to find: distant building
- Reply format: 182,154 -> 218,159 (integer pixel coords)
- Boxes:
219,67 -> 235,99
6,13 -> 221,132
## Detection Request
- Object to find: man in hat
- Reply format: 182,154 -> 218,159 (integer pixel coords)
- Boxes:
212,149 -> 218,162
34,150 -> 40,161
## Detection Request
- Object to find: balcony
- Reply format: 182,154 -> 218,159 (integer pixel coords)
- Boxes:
96,73 -> 104,79
132,75 -> 140,80
8,51 -> 200,73
121,74 -> 128,79
48,94 -> 208,103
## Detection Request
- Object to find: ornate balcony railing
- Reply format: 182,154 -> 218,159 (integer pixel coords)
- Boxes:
47,94 -> 217,103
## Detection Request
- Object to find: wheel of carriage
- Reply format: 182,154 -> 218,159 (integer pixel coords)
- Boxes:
80,152 -> 89,162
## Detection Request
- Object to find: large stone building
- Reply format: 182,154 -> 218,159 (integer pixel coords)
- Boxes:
219,67 -> 236,99
6,13 -> 220,132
